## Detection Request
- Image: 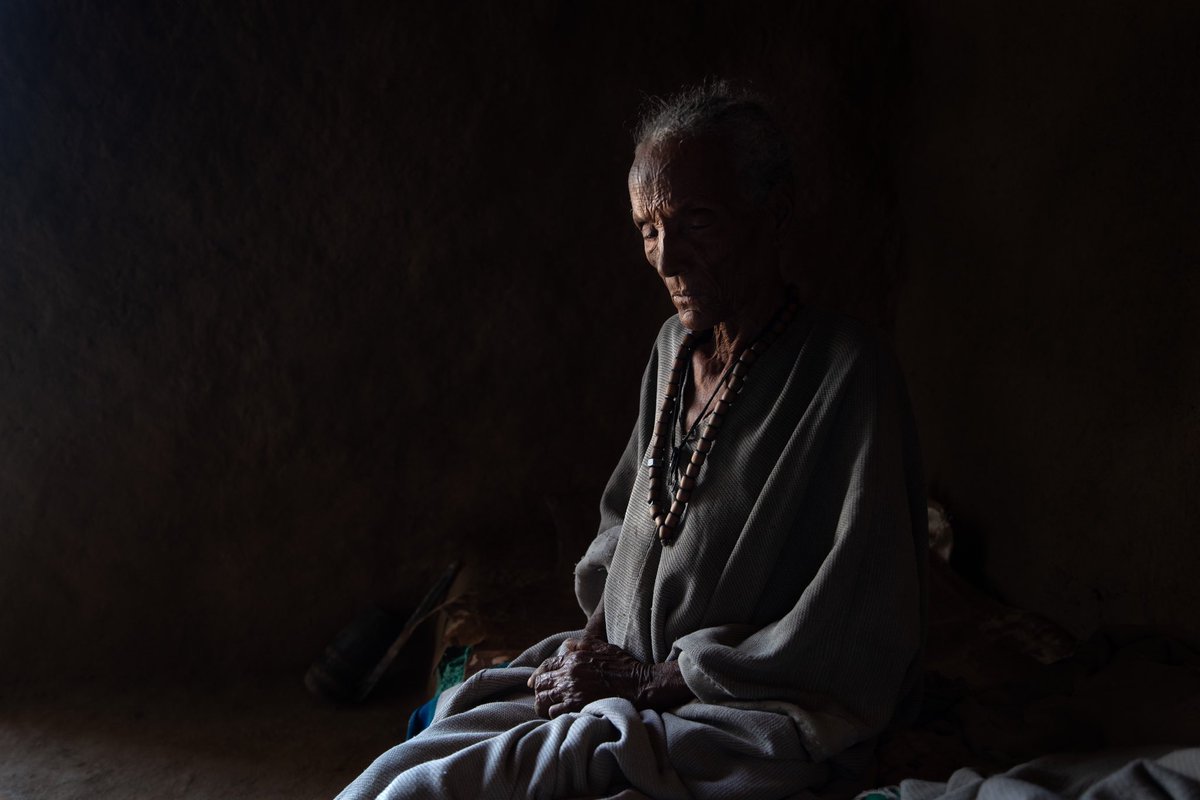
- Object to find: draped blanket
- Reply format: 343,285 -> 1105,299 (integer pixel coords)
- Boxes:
894,747 -> 1200,799
337,309 -> 927,800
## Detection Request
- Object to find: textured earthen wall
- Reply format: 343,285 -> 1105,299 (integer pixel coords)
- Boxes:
7,0 -> 1191,685
895,2 -> 1200,637
0,2 -> 898,681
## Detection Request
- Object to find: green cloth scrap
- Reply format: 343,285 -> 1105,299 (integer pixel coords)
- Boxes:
435,646 -> 472,693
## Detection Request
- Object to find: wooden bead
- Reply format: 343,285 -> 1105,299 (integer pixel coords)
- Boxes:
646,302 -> 800,545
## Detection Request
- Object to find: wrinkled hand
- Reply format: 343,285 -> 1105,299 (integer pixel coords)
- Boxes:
527,636 -> 652,719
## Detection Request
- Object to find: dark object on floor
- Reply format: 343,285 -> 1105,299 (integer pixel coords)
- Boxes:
305,562 -> 462,703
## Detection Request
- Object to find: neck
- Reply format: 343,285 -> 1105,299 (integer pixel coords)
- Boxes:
697,279 -> 788,371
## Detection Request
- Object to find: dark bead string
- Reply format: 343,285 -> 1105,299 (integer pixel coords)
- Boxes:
645,295 -> 801,545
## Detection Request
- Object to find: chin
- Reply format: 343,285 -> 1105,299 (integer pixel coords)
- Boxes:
677,307 -> 716,332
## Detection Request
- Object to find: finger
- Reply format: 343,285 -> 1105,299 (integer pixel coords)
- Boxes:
527,665 -> 548,688
532,672 -> 558,693
534,690 -> 555,718
575,636 -> 610,654
528,656 -> 562,686
563,638 -> 580,652
548,699 -> 584,719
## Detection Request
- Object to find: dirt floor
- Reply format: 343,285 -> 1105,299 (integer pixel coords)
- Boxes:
0,676 -> 424,800
0,581 -> 582,800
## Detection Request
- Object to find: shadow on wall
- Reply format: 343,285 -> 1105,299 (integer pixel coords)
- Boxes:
894,1 -> 1200,639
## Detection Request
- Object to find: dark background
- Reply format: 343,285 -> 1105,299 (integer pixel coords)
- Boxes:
0,1 -> 1196,685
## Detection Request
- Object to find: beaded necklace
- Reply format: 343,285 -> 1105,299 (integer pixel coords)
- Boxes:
645,294 -> 801,544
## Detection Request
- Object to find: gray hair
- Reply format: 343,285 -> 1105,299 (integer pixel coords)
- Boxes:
633,80 -> 793,206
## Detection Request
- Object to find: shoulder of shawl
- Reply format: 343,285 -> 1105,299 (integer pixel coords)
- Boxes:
798,307 -> 901,378
652,314 -> 687,354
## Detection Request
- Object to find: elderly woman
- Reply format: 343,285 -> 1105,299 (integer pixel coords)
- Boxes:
338,83 -> 926,800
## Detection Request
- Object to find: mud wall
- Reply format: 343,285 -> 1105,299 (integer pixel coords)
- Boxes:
895,2 -> 1200,637
2,0 -> 1194,683
0,1 -> 898,681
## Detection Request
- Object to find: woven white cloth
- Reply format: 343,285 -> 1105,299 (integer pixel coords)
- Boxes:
336,308 -> 927,800
895,747 -> 1200,799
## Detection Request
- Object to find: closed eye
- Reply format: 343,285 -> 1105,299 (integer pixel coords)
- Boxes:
687,209 -> 716,230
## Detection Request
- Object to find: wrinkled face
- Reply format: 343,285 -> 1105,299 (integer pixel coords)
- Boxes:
628,135 -> 779,332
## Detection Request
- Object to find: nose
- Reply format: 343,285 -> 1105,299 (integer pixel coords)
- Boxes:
652,231 -> 684,279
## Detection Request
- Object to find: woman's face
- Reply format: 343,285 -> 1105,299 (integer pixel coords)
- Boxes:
628,135 -> 781,332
